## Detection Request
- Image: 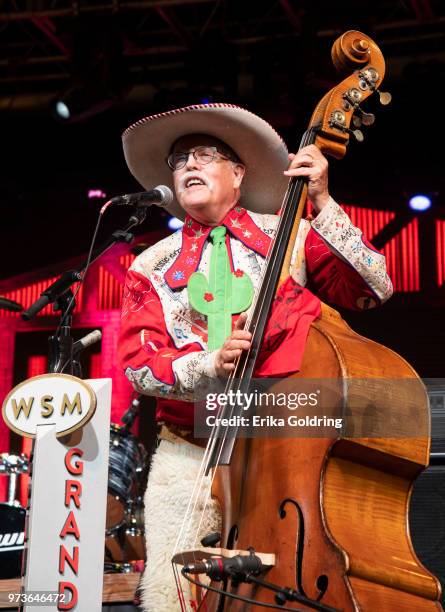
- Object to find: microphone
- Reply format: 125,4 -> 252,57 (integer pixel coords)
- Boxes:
72,330 -> 102,354
110,185 -> 173,208
183,553 -> 265,581
0,297 -> 23,312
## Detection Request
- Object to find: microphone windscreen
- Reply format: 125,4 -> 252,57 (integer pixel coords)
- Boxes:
155,185 -> 174,206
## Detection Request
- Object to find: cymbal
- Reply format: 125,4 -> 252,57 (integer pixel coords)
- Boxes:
0,297 -> 23,312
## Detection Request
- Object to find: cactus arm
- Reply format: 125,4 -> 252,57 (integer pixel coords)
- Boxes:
188,272 -> 211,314
231,271 -> 254,313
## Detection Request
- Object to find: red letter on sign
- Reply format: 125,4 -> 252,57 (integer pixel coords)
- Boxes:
60,511 -> 80,540
59,545 -> 79,575
65,480 -> 82,509
57,582 -> 78,610
65,448 -> 83,475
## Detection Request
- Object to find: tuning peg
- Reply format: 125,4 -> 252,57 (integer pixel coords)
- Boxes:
347,127 -> 364,142
378,90 -> 392,105
329,113 -> 364,142
352,108 -> 375,128
357,71 -> 392,106
358,109 -> 375,126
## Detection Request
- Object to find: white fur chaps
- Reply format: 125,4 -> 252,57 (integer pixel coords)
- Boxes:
140,438 -> 221,611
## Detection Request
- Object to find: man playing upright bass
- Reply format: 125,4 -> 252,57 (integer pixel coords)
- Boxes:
118,103 -> 392,610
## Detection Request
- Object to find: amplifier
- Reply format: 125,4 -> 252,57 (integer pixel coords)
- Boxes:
409,381 -> 445,605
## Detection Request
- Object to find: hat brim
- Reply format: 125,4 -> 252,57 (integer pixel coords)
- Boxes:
122,104 -> 289,219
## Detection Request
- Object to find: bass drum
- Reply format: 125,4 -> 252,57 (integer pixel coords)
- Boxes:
0,503 -> 26,579
106,424 -> 147,531
105,499 -> 146,565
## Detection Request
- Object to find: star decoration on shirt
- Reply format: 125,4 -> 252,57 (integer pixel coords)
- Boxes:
165,206 -> 272,289
230,219 -> 243,229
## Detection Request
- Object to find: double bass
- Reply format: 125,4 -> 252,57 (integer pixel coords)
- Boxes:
173,31 -> 443,612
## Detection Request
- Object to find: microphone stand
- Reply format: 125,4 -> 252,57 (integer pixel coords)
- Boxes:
22,208 -> 147,375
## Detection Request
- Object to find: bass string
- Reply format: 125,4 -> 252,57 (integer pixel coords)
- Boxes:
173,241 -> 239,584
172,440 -> 221,610
173,129 -> 316,587
182,127 -> 317,553
206,127 -> 318,469
233,126 -> 317,383
173,243 -> 235,563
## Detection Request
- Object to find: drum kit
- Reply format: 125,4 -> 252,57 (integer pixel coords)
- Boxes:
0,419 -> 149,579
105,422 -> 148,572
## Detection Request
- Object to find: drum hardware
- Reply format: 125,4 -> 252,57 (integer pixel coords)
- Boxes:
0,453 -> 29,506
121,395 -> 142,430
105,402 -> 148,567
124,496 -> 144,530
105,524 -> 126,564
104,561 -> 137,574
122,524 -> 145,563
0,453 -> 29,579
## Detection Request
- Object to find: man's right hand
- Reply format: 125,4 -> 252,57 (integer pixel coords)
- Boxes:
214,313 -> 252,377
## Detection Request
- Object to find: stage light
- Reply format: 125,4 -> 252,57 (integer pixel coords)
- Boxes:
409,194 -> 432,211
168,217 -> 184,231
55,101 -> 70,120
88,189 -> 107,199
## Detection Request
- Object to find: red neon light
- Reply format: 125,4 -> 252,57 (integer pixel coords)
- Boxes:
89,353 -> 102,379
436,220 -> 445,286
326,204 -> 420,292
0,277 -> 84,318
97,254 -> 136,311
27,355 -> 47,378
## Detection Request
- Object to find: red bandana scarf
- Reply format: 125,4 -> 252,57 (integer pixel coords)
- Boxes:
164,205 -> 272,289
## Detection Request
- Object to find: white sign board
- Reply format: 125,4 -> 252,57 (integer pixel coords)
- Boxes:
22,378 -> 111,612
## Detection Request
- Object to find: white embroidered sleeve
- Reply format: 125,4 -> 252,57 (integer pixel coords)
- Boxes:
310,197 -> 393,303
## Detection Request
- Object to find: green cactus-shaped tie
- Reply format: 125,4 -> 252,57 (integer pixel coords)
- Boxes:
188,226 -> 254,350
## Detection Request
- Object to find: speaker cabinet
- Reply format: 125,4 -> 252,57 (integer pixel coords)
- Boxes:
409,384 -> 445,605
410,464 -> 445,605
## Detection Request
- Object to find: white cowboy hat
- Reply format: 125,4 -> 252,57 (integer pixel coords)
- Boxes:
122,103 -> 289,219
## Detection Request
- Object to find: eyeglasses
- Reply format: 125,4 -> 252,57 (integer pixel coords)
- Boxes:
166,146 -> 236,171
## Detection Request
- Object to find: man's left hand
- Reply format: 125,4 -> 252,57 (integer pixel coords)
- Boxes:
284,144 -> 330,213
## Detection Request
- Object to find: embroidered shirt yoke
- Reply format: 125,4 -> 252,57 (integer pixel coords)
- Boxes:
118,198 -> 393,425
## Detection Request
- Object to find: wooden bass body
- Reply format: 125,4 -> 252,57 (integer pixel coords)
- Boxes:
210,304 -> 443,611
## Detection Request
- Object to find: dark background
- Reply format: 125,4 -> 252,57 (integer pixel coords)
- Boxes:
0,0 -> 444,375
